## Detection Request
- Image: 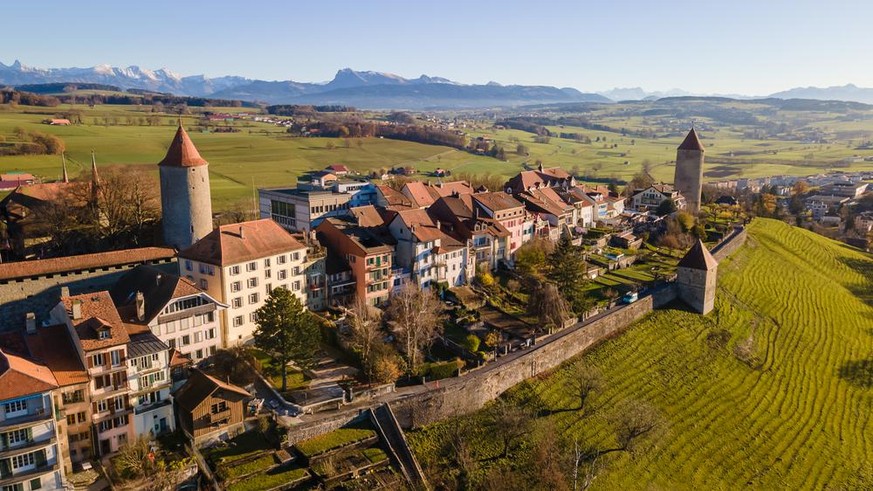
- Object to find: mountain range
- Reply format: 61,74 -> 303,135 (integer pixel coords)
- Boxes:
4,60 -> 873,108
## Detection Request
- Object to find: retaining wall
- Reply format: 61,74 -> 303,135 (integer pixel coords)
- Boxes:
711,227 -> 748,261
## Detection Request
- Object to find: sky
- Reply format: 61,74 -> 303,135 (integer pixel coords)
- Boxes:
2,0 -> 872,95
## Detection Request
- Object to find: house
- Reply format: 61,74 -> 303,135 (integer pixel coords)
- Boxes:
0,173 -> 36,191
400,180 -> 474,208
805,195 -> 848,220
49,291 -> 133,456
373,185 -> 414,210
44,119 -> 71,126
173,369 -> 249,447
387,209 -> 467,289
110,266 -> 226,363
854,212 -> 873,233
315,217 -> 395,306
325,164 -> 350,176
611,231 -> 643,250
259,179 -> 376,232
428,195 -> 510,273
820,181 -> 868,199
630,184 -> 686,213
0,346 -> 66,491
472,192 -> 526,255
504,164 -> 575,195
178,219 -> 309,345
23,322 -> 93,472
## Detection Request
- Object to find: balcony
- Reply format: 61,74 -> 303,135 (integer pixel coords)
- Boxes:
90,383 -> 129,398
207,409 -> 232,424
0,437 -> 56,459
134,399 -> 171,416
1,409 -> 51,431
87,364 -> 128,377
0,462 -> 58,487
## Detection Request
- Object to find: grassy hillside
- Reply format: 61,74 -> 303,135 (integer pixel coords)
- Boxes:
408,219 -> 873,490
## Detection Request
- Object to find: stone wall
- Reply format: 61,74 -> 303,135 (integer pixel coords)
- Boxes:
711,226 -> 748,261
391,293 -> 666,428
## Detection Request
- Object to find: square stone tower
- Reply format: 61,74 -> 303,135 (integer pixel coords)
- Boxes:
676,239 -> 717,314
674,128 -> 705,215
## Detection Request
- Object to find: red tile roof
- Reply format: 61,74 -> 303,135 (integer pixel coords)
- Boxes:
0,247 -> 176,282
402,181 -> 439,208
677,239 -> 718,271
0,349 -> 58,400
376,185 -> 413,208
24,324 -> 88,387
678,128 -> 705,152
350,205 -> 385,227
62,291 -> 130,351
179,219 -> 306,266
158,126 -> 208,167
473,192 -> 524,213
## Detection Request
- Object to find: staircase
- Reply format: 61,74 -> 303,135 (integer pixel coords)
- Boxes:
370,403 -> 429,491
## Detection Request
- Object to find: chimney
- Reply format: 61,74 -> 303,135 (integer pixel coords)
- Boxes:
135,291 -> 145,322
436,221 -> 442,231
239,226 -> 245,240
25,313 -> 36,335
71,300 -> 82,320
60,286 -> 70,298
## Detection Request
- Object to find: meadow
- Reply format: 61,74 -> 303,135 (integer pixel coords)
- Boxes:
4,100 -> 873,211
407,219 -> 873,490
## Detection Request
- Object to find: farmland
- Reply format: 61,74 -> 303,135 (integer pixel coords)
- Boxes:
4,97 -> 873,212
407,219 -> 873,490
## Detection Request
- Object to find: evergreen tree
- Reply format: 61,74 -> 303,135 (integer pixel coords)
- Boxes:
254,288 -> 321,391
546,234 -> 589,314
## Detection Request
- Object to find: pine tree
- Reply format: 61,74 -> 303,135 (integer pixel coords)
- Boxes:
254,288 -> 321,392
546,234 -> 589,314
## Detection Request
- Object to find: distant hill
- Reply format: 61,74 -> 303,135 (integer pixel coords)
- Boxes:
769,83 -> 873,104
0,60 -> 610,108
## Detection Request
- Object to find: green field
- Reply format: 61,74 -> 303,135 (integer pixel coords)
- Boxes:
5,100 -> 873,212
408,219 -> 873,490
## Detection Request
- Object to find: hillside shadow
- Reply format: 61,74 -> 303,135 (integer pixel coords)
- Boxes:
837,359 -> 873,388
837,257 -> 873,307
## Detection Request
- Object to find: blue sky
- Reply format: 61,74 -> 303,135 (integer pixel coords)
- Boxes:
2,0 -> 871,95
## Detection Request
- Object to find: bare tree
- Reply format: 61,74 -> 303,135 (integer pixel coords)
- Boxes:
487,398 -> 533,458
347,295 -> 383,382
611,400 -> 660,453
572,439 -> 601,491
528,279 -> 571,331
384,282 -> 443,373
93,166 -> 160,245
567,364 -> 602,414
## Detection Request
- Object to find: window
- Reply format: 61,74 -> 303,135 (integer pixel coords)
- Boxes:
96,400 -> 107,412
113,395 -> 125,411
265,283 -> 272,295
5,429 -> 28,446
210,401 -> 228,414
10,452 -> 35,470
278,270 -> 287,280
293,266 -> 301,275
264,269 -> 271,279
67,414 -> 76,425
277,255 -> 287,264
248,293 -> 259,304
194,331 -> 202,343
293,281 -> 301,291
233,316 -> 243,327
77,412 -> 86,423
184,260 -> 192,271
98,329 -> 110,340
232,297 -> 242,308
182,335 -> 190,346
200,279 -> 208,290
264,258 -> 271,267
180,317 -> 190,330
247,278 -> 258,288
110,350 -> 122,367
4,400 -> 27,416
168,339 -> 176,349
231,281 -> 241,292
230,265 -> 240,276
195,349 -> 203,359
29,478 -> 41,491
249,312 -> 258,323
246,262 -> 257,272
292,252 -> 300,261
205,311 -> 215,323
205,328 -> 216,340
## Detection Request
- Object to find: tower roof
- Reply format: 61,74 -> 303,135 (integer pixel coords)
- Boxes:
678,128 -> 704,152
158,126 -> 208,167
677,239 -> 718,271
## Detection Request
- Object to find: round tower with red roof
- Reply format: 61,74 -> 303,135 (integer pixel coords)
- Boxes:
158,125 -> 213,250
674,128 -> 705,215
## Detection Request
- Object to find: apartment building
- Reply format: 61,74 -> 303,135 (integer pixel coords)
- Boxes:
0,349 -> 64,491
110,266 -> 226,362
125,332 -> 174,438
387,209 -> 467,289
178,219 -> 308,345
472,192 -> 527,255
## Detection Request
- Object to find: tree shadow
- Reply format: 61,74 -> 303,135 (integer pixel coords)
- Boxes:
837,359 -> 873,388
838,257 -> 873,308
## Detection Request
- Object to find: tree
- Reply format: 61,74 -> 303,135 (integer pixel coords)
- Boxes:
675,211 -> 695,232
528,280 -> 571,331
655,198 -> 678,216
347,295 -> 383,382
516,143 -> 529,156
211,346 -> 258,386
611,400 -> 660,453
487,398 -> 532,458
546,235 -> 590,314
384,282 -> 443,373
96,166 -> 161,246
567,364 -> 602,414
254,288 -> 322,391
515,238 -> 553,278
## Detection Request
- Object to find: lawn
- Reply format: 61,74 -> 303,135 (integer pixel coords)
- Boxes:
251,348 -> 310,393
408,219 -> 873,490
295,427 -> 377,458
203,429 -> 274,466
225,465 -> 309,491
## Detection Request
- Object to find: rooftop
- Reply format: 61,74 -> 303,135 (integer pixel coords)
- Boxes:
24,324 -> 88,388
678,128 -> 705,152
158,125 -> 208,167
179,219 -> 306,266
110,265 -> 204,325
0,247 -> 176,283
677,239 -> 718,271
62,291 -> 130,351
0,349 -> 58,401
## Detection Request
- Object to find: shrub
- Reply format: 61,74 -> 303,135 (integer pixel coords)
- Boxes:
461,334 -> 481,353
423,359 -> 463,380
226,466 -> 308,491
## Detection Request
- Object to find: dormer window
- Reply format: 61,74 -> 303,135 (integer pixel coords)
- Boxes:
98,328 -> 111,340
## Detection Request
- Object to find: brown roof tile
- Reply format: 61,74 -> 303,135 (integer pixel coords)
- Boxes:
24,325 -> 88,387
350,205 -> 385,227
178,219 -> 305,266
158,126 -> 208,167
677,239 -> 718,271
0,349 -> 58,400
678,128 -> 705,152
0,247 -> 176,282
473,192 -> 524,213
62,291 -> 130,351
